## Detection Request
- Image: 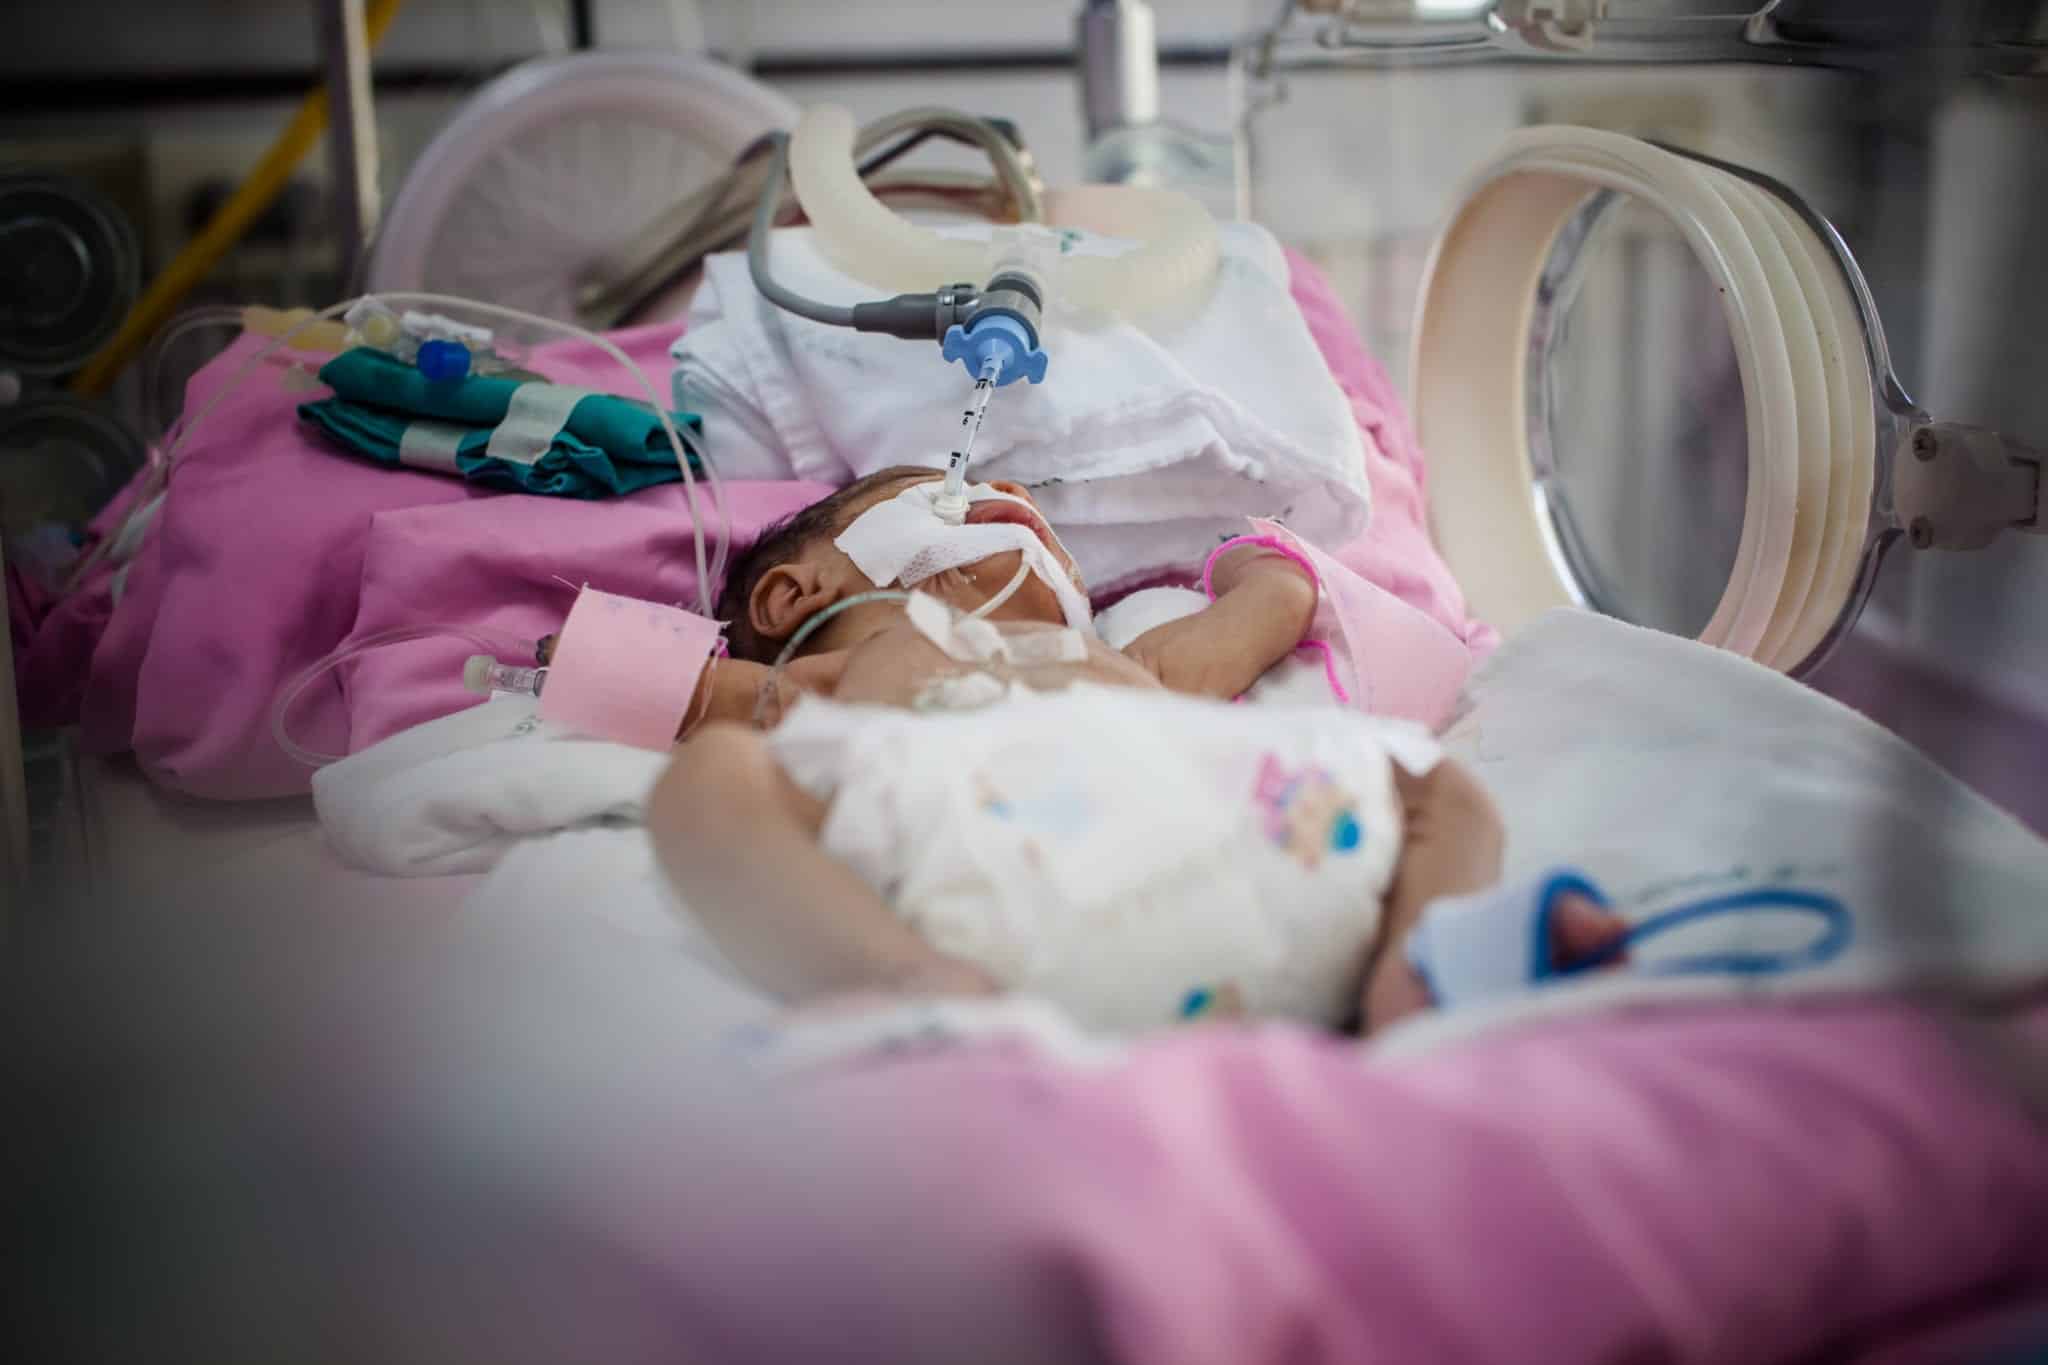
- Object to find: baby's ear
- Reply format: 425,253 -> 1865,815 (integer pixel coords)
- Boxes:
750,561 -> 839,647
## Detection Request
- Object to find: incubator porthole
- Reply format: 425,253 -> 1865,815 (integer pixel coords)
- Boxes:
1530,191 -> 1748,640
1412,127 -> 1922,677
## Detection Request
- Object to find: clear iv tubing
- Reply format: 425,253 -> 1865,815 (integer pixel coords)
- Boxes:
272,623 -> 526,767
66,291 -> 731,616
140,304 -> 246,447
966,558 -> 1031,620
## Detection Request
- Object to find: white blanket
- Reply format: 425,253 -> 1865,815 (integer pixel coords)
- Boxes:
671,222 -> 1371,592
312,695 -> 776,1045
1379,610 -> 2048,1056
311,614 -> 2048,1066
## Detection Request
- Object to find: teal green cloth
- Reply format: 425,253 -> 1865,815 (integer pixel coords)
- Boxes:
297,346 -> 700,500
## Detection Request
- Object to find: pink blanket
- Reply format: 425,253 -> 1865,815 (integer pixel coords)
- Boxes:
633,1004 -> 2048,1363
23,254 -> 1487,799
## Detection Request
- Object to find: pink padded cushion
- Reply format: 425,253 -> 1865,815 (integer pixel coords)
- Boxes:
63,324 -> 818,798
334,479 -> 825,756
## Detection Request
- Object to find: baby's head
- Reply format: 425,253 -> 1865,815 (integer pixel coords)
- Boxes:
715,466 -> 1083,663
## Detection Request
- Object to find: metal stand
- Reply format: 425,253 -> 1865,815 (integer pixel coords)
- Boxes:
315,0 -> 382,289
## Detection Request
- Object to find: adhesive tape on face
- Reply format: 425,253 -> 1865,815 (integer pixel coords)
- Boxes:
907,590 -> 1008,663
835,481 -> 1094,629
1410,126 -> 1877,674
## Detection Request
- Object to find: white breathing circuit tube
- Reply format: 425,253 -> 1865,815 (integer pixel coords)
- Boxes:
787,103 -> 1220,320
69,291 -> 730,617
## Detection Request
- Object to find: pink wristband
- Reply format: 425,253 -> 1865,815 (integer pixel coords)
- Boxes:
1199,533 -> 1350,706
1199,534 -> 1321,602
540,587 -> 721,750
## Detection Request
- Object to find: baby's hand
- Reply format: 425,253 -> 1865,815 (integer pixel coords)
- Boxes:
1361,891 -> 1632,1034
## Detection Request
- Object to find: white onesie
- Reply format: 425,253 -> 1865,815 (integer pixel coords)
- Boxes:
769,684 -> 1439,1034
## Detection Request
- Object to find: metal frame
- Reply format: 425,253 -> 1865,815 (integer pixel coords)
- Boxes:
1244,0 -> 2048,76
314,0 -> 383,290
1,531 -> 27,927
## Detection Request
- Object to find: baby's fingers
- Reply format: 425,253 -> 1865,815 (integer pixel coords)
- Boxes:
1548,894 -> 1631,973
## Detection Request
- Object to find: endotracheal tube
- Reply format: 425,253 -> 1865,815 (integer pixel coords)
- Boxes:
934,352 -> 1004,524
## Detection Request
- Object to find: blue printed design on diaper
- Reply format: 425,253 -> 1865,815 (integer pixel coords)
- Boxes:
1252,755 -> 1362,869
975,775 -> 1094,839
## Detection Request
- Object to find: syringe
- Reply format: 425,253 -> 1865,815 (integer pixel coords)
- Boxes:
932,351 -> 1003,523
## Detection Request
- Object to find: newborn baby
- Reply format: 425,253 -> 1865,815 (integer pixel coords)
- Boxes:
647,469 -> 1623,1033
627,465 -> 1332,729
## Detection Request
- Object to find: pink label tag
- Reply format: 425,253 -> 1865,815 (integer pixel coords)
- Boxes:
539,587 -> 719,750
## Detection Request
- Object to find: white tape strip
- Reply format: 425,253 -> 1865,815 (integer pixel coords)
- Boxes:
486,383 -> 592,466
397,419 -> 468,474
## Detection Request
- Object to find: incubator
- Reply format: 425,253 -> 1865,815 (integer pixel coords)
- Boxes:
11,0 -> 2048,859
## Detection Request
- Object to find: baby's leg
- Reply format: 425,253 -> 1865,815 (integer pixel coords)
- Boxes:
1357,761 -> 1628,1033
649,724 -> 995,1004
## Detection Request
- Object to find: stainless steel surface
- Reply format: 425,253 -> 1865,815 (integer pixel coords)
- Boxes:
1077,0 -> 1163,137
1247,0 -> 2048,73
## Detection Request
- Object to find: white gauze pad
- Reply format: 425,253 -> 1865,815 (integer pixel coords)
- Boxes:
834,482 -> 1094,629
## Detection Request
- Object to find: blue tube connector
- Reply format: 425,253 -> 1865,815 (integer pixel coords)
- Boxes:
416,338 -> 472,383
941,314 -> 1048,387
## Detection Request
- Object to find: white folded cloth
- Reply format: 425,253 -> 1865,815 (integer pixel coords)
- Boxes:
312,694 -> 777,1042
672,221 -> 1372,591
1378,611 -> 2048,1057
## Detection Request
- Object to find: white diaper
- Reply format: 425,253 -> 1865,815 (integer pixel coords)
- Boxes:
769,685 -> 1439,1033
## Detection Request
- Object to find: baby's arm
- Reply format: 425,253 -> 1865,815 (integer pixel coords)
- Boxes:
648,723 -> 995,1004
537,632 -> 847,738
1122,546 -> 1317,699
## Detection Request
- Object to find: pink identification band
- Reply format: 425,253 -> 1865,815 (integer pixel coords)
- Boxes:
1200,534 -> 1351,705
539,586 -> 720,750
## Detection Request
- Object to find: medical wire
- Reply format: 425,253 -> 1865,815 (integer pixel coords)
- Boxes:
748,135 -> 857,329
272,623 -> 525,767
758,589 -> 913,726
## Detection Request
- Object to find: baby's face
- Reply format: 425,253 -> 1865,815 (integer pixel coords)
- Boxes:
834,472 -> 1083,628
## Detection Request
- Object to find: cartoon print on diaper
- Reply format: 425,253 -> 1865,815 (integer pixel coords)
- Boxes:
1252,755 -> 1363,869
972,772 -> 1098,872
